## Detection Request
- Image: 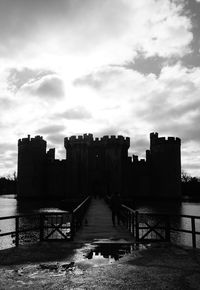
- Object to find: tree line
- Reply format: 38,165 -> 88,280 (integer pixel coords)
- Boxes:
0,172 -> 17,195
0,171 -> 200,198
181,171 -> 200,199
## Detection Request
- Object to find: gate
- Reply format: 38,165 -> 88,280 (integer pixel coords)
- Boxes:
135,212 -> 171,243
41,212 -> 72,241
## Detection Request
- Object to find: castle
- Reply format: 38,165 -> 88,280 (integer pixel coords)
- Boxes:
17,132 -> 181,199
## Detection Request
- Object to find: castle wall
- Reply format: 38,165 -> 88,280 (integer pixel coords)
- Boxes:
17,132 -> 181,200
17,135 -> 46,198
64,134 -> 130,197
149,133 -> 181,198
46,159 -> 66,199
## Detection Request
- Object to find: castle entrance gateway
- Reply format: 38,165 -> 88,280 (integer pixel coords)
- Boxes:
64,134 -> 130,197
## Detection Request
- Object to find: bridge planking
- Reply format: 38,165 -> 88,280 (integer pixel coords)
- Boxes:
74,198 -> 135,243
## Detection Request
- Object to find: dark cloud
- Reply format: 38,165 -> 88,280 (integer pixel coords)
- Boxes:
138,94 -> 200,124
95,126 -> 130,137
37,124 -> 65,135
0,0 -> 71,56
183,163 -> 200,170
0,143 -> 16,151
143,115 -> 200,146
22,75 -> 65,99
131,138 -> 149,152
55,107 -> 92,120
181,0 -> 200,68
126,55 -> 166,76
73,68 -> 122,89
35,76 -> 64,99
47,133 -> 66,145
0,0 -> 131,57
7,67 -> 54,93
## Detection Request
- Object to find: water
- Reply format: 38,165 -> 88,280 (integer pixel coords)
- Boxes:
0,195 -> 200,249
0,195 -> 70,249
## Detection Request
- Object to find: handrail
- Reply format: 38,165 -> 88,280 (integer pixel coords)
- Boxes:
119,204 -> 200,248
121,204 -> 136,213
0,196 -> 91,248
0,211 -> 69,221
1,198 -> 200,249
72,196 -> 91,213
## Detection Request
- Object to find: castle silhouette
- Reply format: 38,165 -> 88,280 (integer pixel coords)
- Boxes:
17,132 -> 181,199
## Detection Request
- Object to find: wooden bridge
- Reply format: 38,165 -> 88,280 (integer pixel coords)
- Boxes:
74,197 -> 134,243
1,196 -> 200,249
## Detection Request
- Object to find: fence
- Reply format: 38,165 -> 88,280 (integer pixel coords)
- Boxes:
1,197 -> 200,249
0,196 -> 91,249
121,204 -> 200,248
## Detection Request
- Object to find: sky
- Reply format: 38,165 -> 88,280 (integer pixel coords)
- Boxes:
0,0 -> 200,177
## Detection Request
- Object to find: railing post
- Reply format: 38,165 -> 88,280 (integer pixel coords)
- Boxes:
132,212 -> 135,237
191,217 -> 196,248
39,214 -> 44,242
70,213 -> 75,241
127,211 -> 129,230
165,215 -> 171,242
15,216 -> 19,247
135,211 -> 139,242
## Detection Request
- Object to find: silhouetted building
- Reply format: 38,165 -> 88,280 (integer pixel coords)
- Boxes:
17,132 -> 181,199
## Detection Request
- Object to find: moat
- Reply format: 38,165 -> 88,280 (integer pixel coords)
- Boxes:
1,194 -> 200,216
1,194 -> 200,250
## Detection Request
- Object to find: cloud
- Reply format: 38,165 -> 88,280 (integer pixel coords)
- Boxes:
55,106 -> 92,120
21,75 -> 65,99
46,133 -> 66,145
71,62 -> 200,172
0,97 -> 14,110
6,67 -> 54,93
95,126 -> 130,138
0,0 -> 193,72
131,138 -> 149,154
74,68 -> 123,90
0,143 -> 16,151
37,124 -> 66,135
0,0 -> 200,177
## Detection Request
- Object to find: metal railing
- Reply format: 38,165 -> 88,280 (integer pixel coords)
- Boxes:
71,196 -> 91,238
1,196 -> 200,249
0,196 -> 91,249
120,205 -> 200,248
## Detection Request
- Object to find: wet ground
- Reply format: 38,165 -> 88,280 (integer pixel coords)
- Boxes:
0,241 -> 200,289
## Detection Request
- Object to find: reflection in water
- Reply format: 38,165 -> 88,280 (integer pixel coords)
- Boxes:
136,200 -> 182,215
85,244 -> 145,265
1,195 -> 200,249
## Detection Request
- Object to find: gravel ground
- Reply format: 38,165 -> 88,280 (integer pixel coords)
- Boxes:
0,242 -> 200,289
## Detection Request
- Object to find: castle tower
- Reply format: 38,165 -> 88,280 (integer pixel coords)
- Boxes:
64,134 -> 93,196
102,135 -> 130,195
64,134 -> 130,197
149,132 -> 181,198
17,135 -> 47,198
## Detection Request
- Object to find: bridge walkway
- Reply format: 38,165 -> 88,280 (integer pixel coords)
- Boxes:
74,197 -> 135,243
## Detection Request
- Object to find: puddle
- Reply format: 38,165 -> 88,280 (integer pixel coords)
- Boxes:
86,244 -> 132,261
74,243 -> 148,267
86,243 -> 147,261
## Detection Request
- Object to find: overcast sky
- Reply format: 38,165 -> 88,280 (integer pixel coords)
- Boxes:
0,0 -> 200,177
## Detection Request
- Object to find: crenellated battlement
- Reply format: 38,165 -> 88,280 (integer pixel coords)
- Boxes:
17,130 -> 181,199
150,132 -> 181,147
101,135 -> 130,147
64,134 -> 130,147
18,135 -> 46,146
132,155 -> 139,162
64,133 -> 94,145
